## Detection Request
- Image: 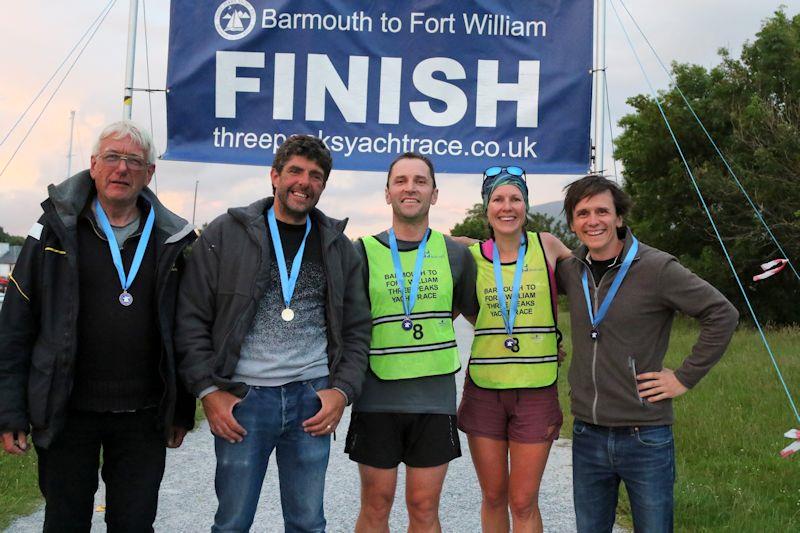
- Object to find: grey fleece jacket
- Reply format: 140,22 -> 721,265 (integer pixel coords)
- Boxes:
556,228 -> 739,427
175,197 -> 371,404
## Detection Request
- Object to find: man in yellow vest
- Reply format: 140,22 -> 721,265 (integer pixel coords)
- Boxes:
346,153 -> 477,532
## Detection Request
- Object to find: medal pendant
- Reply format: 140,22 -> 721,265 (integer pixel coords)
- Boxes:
402,318 -> 413,331
119,291 -> 133,307
504,338 -> 517,350
281,308 -> 295,322
590,329 -> 599,341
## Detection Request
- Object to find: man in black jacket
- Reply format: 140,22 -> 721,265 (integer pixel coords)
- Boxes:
0,121 -> 196,532
176,135 -> 371,532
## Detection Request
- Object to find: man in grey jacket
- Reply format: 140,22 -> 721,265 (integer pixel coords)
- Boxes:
556,175 -> 739,533
175,135 -> 371,532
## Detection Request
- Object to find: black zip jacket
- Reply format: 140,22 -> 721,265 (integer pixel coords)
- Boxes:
175,197 -> 371,403
0,171 -> 197,448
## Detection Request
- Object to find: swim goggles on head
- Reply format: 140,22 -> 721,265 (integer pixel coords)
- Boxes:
482,166 -> 526,182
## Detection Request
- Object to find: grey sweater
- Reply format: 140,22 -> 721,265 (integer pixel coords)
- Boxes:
556,228 -> 739,426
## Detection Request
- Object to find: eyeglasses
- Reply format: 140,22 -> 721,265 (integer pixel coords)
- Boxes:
98,152 -> 148,171
482,166 -> 526,182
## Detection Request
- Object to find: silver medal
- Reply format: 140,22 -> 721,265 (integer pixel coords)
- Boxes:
119,291 -> 133,307
281,308 -> 295,322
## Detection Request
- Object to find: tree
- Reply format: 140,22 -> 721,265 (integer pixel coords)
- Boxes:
0,227 -> 24,246
614,9 -> 800,324
451,203 -> 490,240
450,203 -> 579,249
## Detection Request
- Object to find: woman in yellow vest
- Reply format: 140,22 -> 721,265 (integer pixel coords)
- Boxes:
457,166 -> 570,532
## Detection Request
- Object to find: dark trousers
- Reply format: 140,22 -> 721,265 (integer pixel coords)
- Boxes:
36,409 -> 166,533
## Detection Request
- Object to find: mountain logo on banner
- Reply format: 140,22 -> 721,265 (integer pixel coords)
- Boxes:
214,0 -> 256,40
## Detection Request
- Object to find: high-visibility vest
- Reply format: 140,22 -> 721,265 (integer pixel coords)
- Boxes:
363,230 -> 460,380
469,232 -> 558,389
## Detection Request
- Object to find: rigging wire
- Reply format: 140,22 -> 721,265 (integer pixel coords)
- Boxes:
603,69 -> 620,181
0,0 -> 116,147
141,0 -> 158,194
0,0 -> 118,180
616,0 -> 799,284
609,0 -> 800,425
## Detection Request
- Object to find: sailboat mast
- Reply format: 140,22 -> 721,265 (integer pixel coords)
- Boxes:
591,0 -> 607,174
123,0 -> 139,119
66,110 -> 76,178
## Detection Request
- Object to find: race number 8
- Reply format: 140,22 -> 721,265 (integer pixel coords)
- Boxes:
413,324 -> 424,340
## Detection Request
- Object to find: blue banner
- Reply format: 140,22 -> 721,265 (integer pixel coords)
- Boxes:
165,0 -> 593,174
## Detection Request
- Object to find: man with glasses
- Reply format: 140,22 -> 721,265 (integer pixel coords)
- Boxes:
0,120 -> 197,531
557,175 -> 738,532
346,152 -> 477,532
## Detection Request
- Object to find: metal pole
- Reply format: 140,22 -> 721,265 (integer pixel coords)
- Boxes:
66,110 -> 76,178
590,0 -> 598,173
123,0 -> 139,119
192,179 -> 199,225
597,0 -> 607,174
590,0 -> 607,174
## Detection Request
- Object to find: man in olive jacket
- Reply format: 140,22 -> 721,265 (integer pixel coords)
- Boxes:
0,121 -> 196,532
175,135 -> 371,532
557,175 -> 739,533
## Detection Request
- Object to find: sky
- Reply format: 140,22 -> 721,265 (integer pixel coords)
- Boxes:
0,0 -> 796,238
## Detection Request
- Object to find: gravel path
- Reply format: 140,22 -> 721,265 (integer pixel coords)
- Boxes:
7,318 -> 625,532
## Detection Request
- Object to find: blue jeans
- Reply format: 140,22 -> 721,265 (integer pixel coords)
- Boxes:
212,377 -> 331,533
572,420 -> 675,533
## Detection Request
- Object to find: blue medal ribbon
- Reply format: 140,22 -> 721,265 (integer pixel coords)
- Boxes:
267,207 -> 311,313
94,198 -> 155,305
388,228 -> 430,330
581,237 -> 639,341
492,234 -> 527,349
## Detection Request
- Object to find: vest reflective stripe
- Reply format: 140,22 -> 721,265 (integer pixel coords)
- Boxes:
469,232 -> 558,389
363,231 -> 460,380
470,355 -> 559,365
474,326 -> 557,336
372,310 -> 452,326
369,340 -> 458,356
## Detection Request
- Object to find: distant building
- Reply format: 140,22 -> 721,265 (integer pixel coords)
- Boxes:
0,243 -> 22,279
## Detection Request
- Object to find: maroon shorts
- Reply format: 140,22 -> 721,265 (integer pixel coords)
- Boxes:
457,377 -> 563,444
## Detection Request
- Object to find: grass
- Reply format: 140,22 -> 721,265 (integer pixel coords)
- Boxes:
557,313 -> 800,532
0,448 -> 41,530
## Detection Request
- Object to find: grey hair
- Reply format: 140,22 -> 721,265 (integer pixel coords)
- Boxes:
92,120 -> 156,165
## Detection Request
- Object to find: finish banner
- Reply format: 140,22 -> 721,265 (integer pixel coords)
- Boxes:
164,0 -> 593,174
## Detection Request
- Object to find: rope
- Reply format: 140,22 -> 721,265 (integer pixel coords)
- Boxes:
141,0 -> 158,194
0,0 -> 118,180
0,0 -> 116,147
609,0 -> 800,425
616,0 -> 799,284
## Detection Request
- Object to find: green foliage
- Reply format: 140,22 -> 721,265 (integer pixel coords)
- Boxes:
0,227 -> 25,246
528,212 -> 580,249
450,203 -> 580,248
615,9 -> 800,324
450,203 -> 490,240
558,313 -> 800,530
